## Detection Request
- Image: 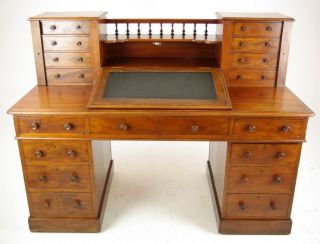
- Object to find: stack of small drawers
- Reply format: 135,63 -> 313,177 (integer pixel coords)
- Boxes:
228,22 -> 282,86
42,20 -> 93,85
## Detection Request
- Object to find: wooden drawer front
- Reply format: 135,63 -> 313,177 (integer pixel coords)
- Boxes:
90,117 -> 161,135
18,116 -> 85,135
44,52 -> 91,68
232,119 -> 306,140
22,140 -> 89,164
233,22 -> 282,37
232,38 -> 280,53
162,117 -> 229,135
43,36 -> 90,51
42,21 -> 90,35
230,143 -> 301,166
30,192 -> 93,217
225,194 -> 290,218
228,166 -> 295,193
231,53 -> 278,69
229,69 -> 276,86
26,165 -> 91,191
47,69 -> 92,85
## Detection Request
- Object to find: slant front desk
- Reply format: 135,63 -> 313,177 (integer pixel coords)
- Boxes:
8,12 -> 314,234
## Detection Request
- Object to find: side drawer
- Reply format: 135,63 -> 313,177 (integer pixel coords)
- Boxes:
228,166 -> 296,193
44,52 -> 91,68
225,194 -> 290,219
18,116 -> 85,135
230,143 -> 301,166
26,165 -> 91,191
229,69 -> 276,86
233,22 -> 282,37
29,192 -> 93,217
46,69 -> 92,85
42,21 -> 90,34
22,140 -> 90,164
232,38 -> 280,53
231,53 -> 278,69
43,35 -> 90,51
232,118 -> 306,140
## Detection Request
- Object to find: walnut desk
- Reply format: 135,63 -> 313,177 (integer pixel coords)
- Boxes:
8,12 -> 314,234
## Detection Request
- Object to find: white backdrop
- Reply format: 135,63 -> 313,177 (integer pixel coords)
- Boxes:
0,0 -> 319,243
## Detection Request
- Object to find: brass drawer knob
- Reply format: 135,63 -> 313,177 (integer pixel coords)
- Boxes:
263,58 -> 270,64
78,57 -> 84,62
281,125 -> 291,132
272,175 -> 282,184
64,123 -> 73,131
51,41 -> 57,46
76,25 -> 82,30
247,125 -> 256,133
35,150 -> 44,158
243,151 -> 253,158
79,74 -> 85,79
50,25 -> 56,30
277,152 -> 287,159
30,122 -> 39,130
238,58 -> 246,64
43,199 -> 51,208
119,123 -> 128,130
238,201 -> 246,210
70,175 -> 79,182
265,42 -> 271,47
55,73 -> 61,79
261,75 -> 268,80
77,41 -> 82,46
38,175 -> 48,182
67,150 -> 76,158
191,125 -> 199,132
239,41 -> 246,47
240,174 -> 250,183
236,75 -> 243,80
266,26 -> 273,32
53,57 -> 59,62
74,199 -> 81,208
269,201 -> 277,210
240,26 -> 247,32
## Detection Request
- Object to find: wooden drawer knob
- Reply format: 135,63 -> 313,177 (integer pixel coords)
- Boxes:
243,151 -> 253,158
239,41 -> 246,47
79,74 -> 85,79
266,26 -> 273,32
38,175 -> 48,182
191,125 -> 199,132
76,41 -> 82,46
50,25 -> 56,30
119,123 -> 128,130
78,57 -> 84,62
35,150 -> 44,158
51,41 -> 57,46
55,73 -> 61,79
247,125 -> 256,133
281,125 -> 291,132
76,25 -> 82,30
240,26 -> 247,32
261,75 -> 268,80
67,150 -> 76,158
277,152 -> 287,159
53,57 -> 59,62
263,58 -> 270,64
240,174 -> 250,183
74,199 -> 81,208
30,122 -> 39,130
236,75 -> 243,80
265,42 -> 271,47
70,174 -> 79,182
238,201 -> 246,210
238,58 -> 246,64
43,199 -> 51,208
64,123 -> 73,131
269,201 -> 277,210
272,175 -> 282,184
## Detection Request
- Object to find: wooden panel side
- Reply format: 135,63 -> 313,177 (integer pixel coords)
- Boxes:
220,20 -> 233,86
90,20 -> 102,83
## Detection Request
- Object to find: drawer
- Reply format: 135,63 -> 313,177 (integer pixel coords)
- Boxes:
42,21 -> 90,34
44,52 -> 91,68
231,53 -> 278,69
228,166 -> 295,193
18,116 -> 85,135
26,165 -> 91,191
90,117 -> 161,135
229,69 -> 276,86
233,22 -> 282,37
232,38 -> 280,53
46,69 -> 92,85
230,143 -> 301,166
29,192 -> 93,217
161,117 -> 229,135
22,140 -> 90,164
43,35 -> 90,51
232,118 -> 306,140
225,194 -> 290,218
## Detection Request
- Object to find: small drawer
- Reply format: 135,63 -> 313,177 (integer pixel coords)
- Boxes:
232,118 -> 306,140
29,192 -> 93,217
42,21 -> 90,35
229,69 -> 276,86
233,22 -> 282,37
232,38 -> 280,53
225,194 -> 290,219
22,140 -> 90,164
231,53 -> 278,69
44,52 -> 91,68
161,117 -> 229,135
46,69 -> 92,85
26,165 -> 91,191
43,35 -> 90,51
90,117 -> 161,135
230,143 -> 301,166
228,166 -> 295,193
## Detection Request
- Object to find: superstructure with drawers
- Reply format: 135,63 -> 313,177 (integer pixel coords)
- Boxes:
8,12 -> 313,234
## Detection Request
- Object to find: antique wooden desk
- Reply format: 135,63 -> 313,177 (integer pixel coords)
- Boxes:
8,12 -> 314,234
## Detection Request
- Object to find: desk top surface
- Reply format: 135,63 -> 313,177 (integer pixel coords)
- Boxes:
8,86 -> 313,118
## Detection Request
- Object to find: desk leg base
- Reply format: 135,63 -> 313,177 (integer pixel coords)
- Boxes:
207,160 -> 292,235
28,160 -> 114,233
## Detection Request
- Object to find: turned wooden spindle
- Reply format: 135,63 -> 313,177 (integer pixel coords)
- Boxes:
115,23 -> 118,38
126,23 -> 130,38
204,23 -> 208,40
148,23 -> 152,38
182,23 -> 186,38
171,23 -> 174,38
160,23 -> 163,38
137,23 -> 141,38
193,23 -> 197,39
